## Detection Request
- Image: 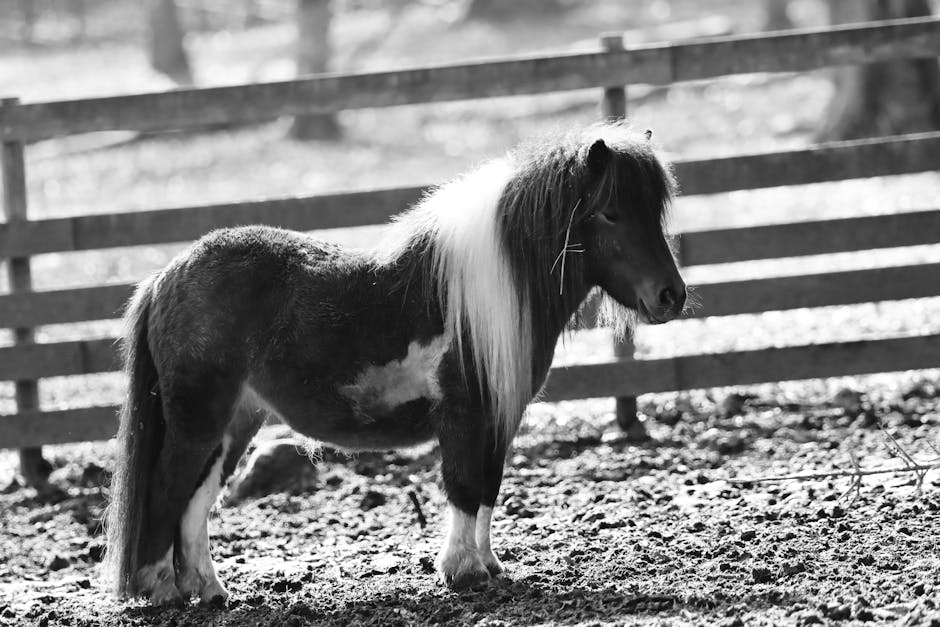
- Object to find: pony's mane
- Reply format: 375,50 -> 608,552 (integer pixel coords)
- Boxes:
375,122 -> 675,443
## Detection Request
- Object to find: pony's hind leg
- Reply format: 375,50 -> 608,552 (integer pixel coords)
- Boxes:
136,433 -> 222,605
435,408 -> 490,589
176,402 -> 264,604
175,440 -> 229,604
135,547 -> 177,605
135,376 -> 241,605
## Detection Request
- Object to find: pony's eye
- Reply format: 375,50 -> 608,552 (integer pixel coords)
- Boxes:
599,207 -> 619,223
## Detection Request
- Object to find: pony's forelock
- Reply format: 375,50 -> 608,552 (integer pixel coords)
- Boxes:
580,122 -> 676,225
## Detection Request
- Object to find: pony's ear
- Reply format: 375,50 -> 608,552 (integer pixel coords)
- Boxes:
586,139 -> 610,175
644,129 -> 653,141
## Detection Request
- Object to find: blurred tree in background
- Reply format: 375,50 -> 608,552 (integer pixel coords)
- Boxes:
762,0 -> 795,30
819,0 -> 940,140
290,0 -> 342,140
148,0 -> 193,85
464,0 -> 568,21
16,0 -> 38,42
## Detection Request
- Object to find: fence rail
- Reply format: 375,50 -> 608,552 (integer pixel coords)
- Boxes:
3,333 -> 937,449
678,208 -> 940,266
546,334 -> 940,402
1,17 -> 939,142
3,261 -> 939,381
2,229 -> 938,331
2,132 -> 939,259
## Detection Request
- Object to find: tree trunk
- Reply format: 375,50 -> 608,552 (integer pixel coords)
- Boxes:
290,0 -> 341,141
465,0 -> 567,22
70,0 -> 88,43
763,0 -> 794,31
818,0 -> 940,141
148,0 -> 193,85
18,0 -> 36,44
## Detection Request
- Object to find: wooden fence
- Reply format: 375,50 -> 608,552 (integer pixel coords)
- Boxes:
2,17 -> 940,449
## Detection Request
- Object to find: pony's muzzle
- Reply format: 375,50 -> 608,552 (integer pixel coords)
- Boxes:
639,280 -> 686,324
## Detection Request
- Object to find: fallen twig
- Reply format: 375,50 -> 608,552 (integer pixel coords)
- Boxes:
879,425 -> 935,495
730,417 -> 940,501
837,452 -> 863,506
729,460 -> 940,486
407,489 -> 427,529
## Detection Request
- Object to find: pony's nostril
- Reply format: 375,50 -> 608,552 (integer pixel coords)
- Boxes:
658,287 -> 676,309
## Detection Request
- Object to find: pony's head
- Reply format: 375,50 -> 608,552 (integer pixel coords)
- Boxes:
577,127 -> 686,325
500,123 -> 685,334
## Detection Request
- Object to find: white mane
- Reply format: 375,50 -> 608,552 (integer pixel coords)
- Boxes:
377,158 -> 533,443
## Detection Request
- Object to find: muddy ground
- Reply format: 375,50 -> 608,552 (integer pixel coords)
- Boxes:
1,383 -> 938,626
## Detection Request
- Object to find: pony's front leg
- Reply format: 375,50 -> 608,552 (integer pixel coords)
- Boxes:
477,426 -> 508,576
436,412 -> 490,589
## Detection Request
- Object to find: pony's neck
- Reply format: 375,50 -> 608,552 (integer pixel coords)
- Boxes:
525,280 -> 594,384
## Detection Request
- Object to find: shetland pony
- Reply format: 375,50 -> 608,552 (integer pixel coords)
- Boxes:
105,123 -> 686,605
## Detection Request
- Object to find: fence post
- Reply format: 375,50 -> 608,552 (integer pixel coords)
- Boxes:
599,34 -> 646,439
2,98 -> 51,485
17,0 -> 36,44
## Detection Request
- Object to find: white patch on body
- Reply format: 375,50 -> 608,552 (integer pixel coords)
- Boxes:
339,335 -> 449,412
135,547 -> 180,605
375,158 -> 532,442
177,435 -> 230,603
436,504 -> 489,588
475,505 -> 503,575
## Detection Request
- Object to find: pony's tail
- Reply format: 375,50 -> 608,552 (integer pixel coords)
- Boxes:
104,277 -> 162,597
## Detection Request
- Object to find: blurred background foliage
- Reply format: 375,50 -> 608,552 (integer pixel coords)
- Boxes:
3,0 -> 936,139
0,0 -> 936,213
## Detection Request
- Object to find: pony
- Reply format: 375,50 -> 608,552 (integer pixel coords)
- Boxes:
104,122 -> 686,605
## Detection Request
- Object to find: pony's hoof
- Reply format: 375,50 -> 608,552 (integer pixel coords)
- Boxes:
201,593 -> 229,609
437,549 -> 490,590
176,569 -> 200,598
181,576 -> 229,606
198,582 -> 229,607
442,566 -> 490,590
178,566 -> 229,606
149,582 -> 184,606
136,558 -> 182,606
480,550 -> 504,577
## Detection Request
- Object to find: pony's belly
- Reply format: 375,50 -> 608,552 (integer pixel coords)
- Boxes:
282,398 -> 437,452
241,384 -> 439,453
242,335 -> 449,452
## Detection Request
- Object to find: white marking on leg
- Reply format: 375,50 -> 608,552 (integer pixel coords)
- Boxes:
339,335 -> 449,412
475,505 -> 503,576
436,504 -> 489,588
177,436 -> 230,603
136,547 -> 180,605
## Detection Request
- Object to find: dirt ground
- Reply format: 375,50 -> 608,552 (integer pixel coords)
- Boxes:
1,382 -> 938,626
